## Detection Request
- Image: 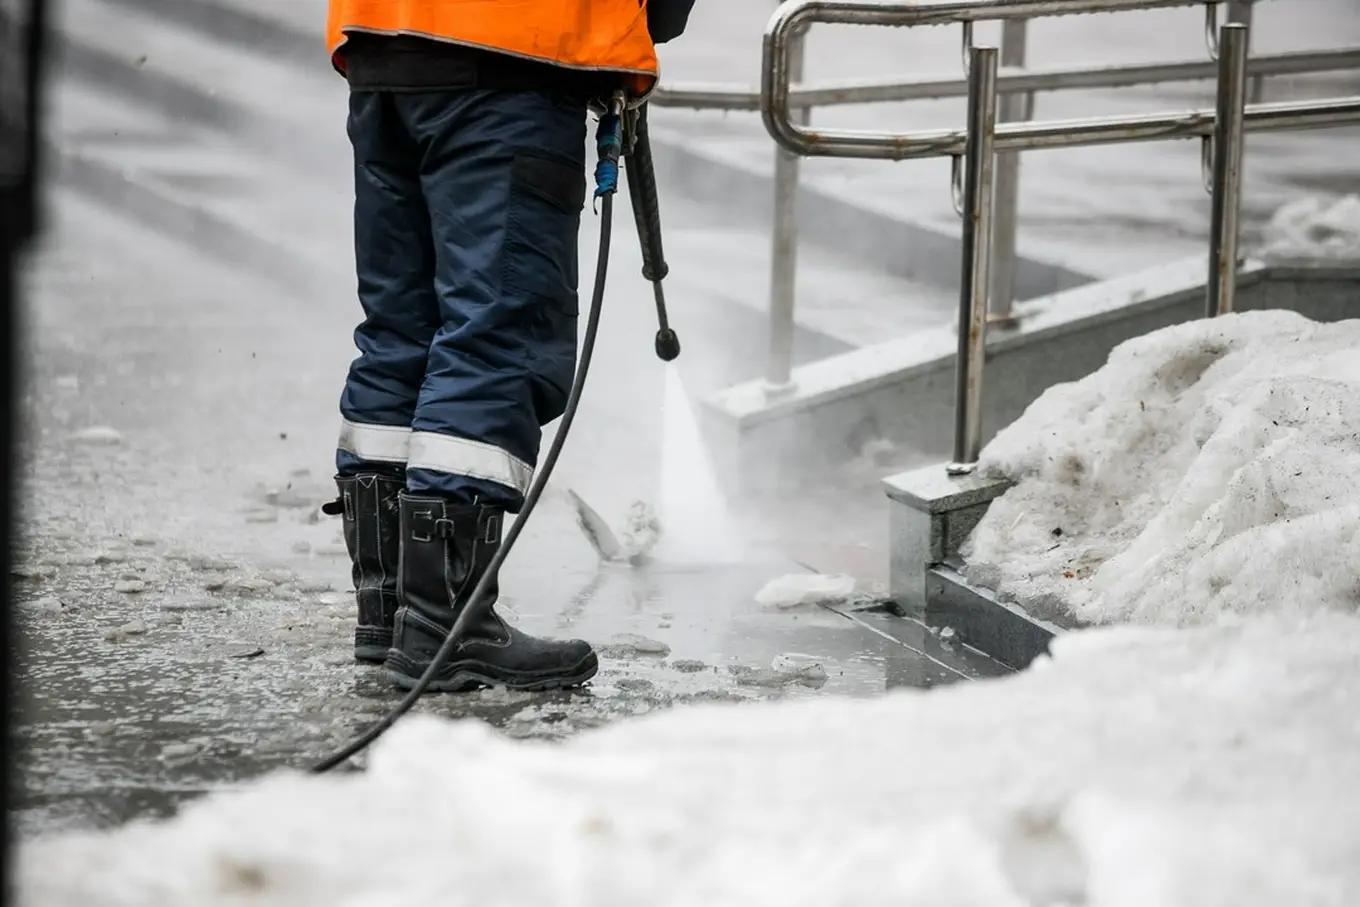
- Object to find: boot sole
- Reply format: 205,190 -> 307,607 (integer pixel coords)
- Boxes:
354,625 -> 393,665
383,650 -> 599,694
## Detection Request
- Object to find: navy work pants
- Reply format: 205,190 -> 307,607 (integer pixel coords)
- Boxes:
336,89 -> 588,512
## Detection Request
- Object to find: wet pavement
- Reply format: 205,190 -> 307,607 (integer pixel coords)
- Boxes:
12,532 -> 967,835
12,395 -> 1003,836
14,0 -> 1025,838
15,157 -> 1008,839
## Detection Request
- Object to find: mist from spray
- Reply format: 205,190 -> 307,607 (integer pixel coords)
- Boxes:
655,363 -> 744,565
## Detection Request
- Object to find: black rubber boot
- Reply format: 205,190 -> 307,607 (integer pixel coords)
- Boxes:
385,492 -> 599,693
321,473 -> 403,663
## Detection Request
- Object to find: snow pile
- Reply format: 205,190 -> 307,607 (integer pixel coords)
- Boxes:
19,612 -> 1360,907
1260,194 -> 1360,261
964,310 -> 1360,626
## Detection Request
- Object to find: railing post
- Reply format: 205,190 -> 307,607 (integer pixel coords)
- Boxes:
1207,22 -> 1249,318
988,18 -> 1030,329
1226,0 -> 1254,28
948,45 -> 999,476
1225,0 -> 1264,102
763,22 -> 807,396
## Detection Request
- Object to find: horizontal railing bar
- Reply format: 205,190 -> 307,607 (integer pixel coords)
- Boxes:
769,0 -> 1202,29
651,47 -> 1360,111
765,95 -> 1360,159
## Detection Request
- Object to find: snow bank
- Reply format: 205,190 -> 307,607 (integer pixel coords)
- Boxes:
965,310 -> 1360,626
19,611 -> 1360,907
1260,194 -> 1360,261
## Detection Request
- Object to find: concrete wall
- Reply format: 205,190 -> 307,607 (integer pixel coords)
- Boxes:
704,259 -> 1360,496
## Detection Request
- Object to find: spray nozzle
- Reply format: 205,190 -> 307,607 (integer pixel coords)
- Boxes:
655,328 -> 681,362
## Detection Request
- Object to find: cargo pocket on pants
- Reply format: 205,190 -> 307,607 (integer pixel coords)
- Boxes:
501,149 -> 586,425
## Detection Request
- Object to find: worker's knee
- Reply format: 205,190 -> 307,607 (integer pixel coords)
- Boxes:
341,327 -> 433,426
416,90 -> 587,425
503,149 -> 583,425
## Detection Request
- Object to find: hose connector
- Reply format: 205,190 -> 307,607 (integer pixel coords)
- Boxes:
592,91 -> 627,204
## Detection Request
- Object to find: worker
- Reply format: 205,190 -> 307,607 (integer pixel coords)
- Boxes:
321,1 -> 695,694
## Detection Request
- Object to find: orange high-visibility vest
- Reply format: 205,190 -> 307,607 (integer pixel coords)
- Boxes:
326,1 -> 659,95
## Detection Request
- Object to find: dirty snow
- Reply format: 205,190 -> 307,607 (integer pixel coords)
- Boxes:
1260,194 -> 1360,261
19,611 -> 1360,907
964,310 -> 1360,627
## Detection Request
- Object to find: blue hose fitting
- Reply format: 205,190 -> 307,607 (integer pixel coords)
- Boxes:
593,110 -> 623,201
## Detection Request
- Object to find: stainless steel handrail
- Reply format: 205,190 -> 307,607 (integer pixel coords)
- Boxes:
762,93 -> 1360,159
654,47 -> 1360,112
758,0 -> 1360,473
762,6 -> 1360,158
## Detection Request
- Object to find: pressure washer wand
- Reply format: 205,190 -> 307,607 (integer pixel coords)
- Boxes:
624,104 -> 681,362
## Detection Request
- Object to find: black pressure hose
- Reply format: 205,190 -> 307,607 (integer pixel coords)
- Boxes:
308,102 -> 626,774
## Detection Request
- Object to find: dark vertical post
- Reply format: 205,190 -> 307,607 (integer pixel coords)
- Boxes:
1207,23 -> 1249,318
1,0 -> 47,896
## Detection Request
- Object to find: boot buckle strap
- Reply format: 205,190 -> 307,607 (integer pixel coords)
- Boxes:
410,509 -> 457,543
343,489 -> 355,522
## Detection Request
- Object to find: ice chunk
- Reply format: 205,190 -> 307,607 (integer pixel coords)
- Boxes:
755,572 -> 857,609
243,507 -> 279,524
70,425 -> 122,445
597,633 -> 671,659
24,597 -> 66,616
223,578 -> 274,598
159,742 -> 202,762
102,619 -> 148,641
731,662 -> 829,689
566,488 -> 623,562
567,490 -> 662,565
